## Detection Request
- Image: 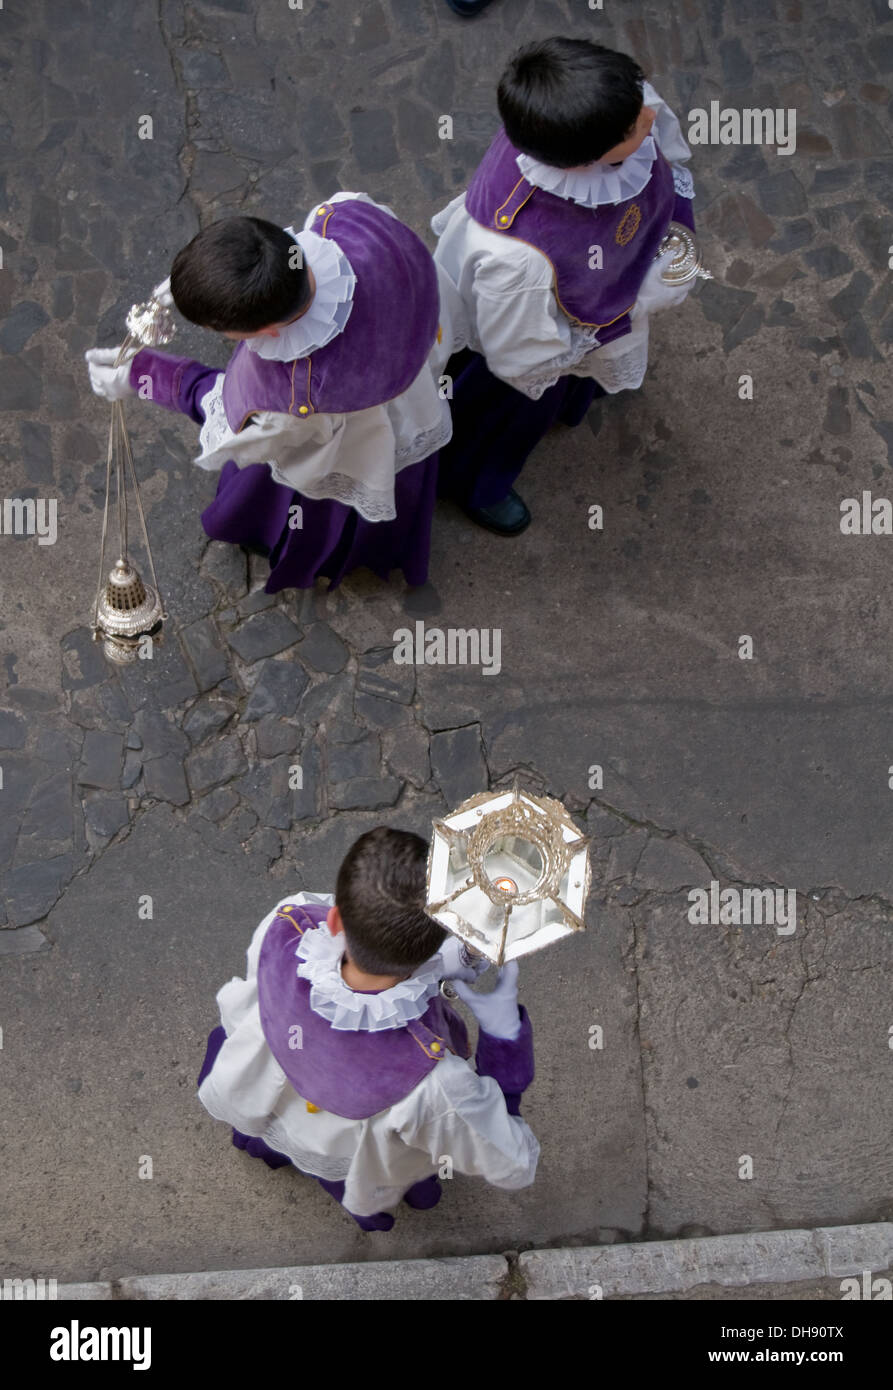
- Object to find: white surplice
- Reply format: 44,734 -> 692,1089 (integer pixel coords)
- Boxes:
190,193 -> 465,522
432,83 -> 696,401
198,892 -> 540,1218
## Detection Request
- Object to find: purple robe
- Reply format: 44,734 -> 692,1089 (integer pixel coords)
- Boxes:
464,128 -> 678,346
257,902 -> 472,1119
439,130 -> 692,507
222,198 -> 440,427
197,900 -> 536,1228
129,198 -> 443,592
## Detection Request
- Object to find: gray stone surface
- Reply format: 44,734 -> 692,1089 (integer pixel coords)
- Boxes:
83,794 -> 130,840
0,924 -> 50,955
236,587 -> 279,618
0,710 -> 27,748
297,623 -> 350,674
357,647 -> 415,704
134,709 -> 189,762
186,735 -> 248,795
59,623 -> 108,688
121,750 -> 142,789
429,725 -> 488,806
227,611 -> 302,664
197,785 -> 240,823
243,659 -> 307,721
327,732 -> 382,783
254,716 -> 300,759
142,754 -> 189,806
182,696 -> 236,744
330,776 -> 403,811
118,641 -> 198,712
634,837 -> 710,891
3,854 -> 76,928
200,541 -> 248,600
0,301 -> 50,354
181,617 -> 230,692
77,730 -> 122,790
1,0 -> 892,1291
355,692 -> 414,729
18,770 -> 74,851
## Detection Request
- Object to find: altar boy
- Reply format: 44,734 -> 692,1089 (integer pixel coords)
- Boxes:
197,828 -> 538,1230
433,37 -> 697,535
86,195 -> 463,591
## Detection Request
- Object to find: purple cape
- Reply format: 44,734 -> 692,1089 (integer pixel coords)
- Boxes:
256,903 -> 471,1120
464,129 -> 676,345
222,198 -> 441,429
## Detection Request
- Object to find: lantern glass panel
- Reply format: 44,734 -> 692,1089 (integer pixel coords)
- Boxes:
482,835 -> 543,894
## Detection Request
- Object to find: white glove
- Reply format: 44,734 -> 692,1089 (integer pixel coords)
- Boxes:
453,960 -> 522,1040
632,251 -> 692,318
436,934 -> 490,983
151,277 -> 174,308
85,347 -> 136,401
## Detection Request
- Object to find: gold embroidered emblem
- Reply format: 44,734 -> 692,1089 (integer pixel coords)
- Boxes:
615,203 -> 642,246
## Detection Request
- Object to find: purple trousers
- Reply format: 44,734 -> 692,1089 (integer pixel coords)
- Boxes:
437,349 -> 603,508
198,1026 -> 441,1232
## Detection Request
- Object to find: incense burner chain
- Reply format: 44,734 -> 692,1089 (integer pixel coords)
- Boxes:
92,294 -> 176,664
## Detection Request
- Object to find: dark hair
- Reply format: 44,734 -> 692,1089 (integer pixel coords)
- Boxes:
497,37 -> 645,167
169,216 -> 312,333
335,828 -> 446,977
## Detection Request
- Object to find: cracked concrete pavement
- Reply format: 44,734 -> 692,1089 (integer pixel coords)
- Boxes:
1,0 -> 892,1283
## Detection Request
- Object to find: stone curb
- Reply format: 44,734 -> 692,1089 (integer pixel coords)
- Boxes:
48,1224 -> 893,1301
521,1224 -> 893,1300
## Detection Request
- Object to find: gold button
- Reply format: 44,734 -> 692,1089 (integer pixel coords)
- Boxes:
499,215 -> 509,224
431,1042 -> 441,1053
298,405 -> 309,415
317,206 -> 327,216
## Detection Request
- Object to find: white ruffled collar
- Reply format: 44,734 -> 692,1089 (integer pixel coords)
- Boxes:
245,227 -> 356,363
516,134 -> 658,209
294,924 -> 442,1033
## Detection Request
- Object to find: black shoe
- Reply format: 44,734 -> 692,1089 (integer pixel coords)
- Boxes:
444,0 -> 495,15
462,489 -> 531,536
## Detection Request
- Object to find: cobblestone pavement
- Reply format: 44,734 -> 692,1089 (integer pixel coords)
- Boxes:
1,0 -> 892,1282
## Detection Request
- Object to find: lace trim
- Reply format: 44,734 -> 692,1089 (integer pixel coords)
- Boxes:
263,464 -> 395,520
245,228 -> 356,362
587,340 -> 649,393
517,136 -> 658,209
197,373 -> 229,460
394,413 -> 452,470
294,923 -> 443,1032
261,1119 -> 353,1179
673,166 -> 695,200
504,324 -> 602,400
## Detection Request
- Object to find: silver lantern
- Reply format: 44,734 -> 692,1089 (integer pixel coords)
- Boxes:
426,783 -> 592,967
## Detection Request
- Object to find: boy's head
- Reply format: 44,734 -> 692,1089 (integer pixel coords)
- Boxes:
334,827 -> 446,977
497,36 -> 650,169
170,216 -> 313,338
